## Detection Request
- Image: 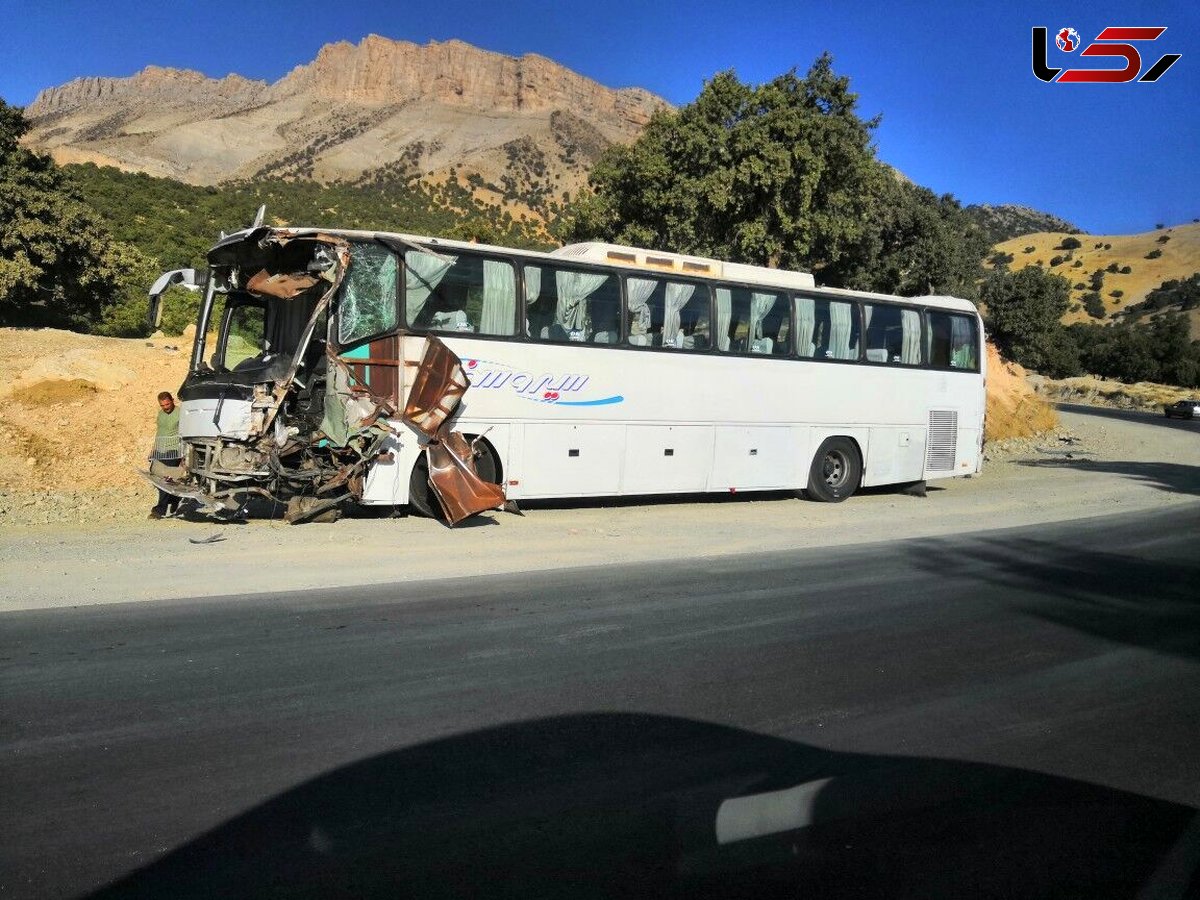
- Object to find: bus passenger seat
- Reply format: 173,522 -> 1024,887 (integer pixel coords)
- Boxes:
866,348 -> 887,362
593,331 -> 616,344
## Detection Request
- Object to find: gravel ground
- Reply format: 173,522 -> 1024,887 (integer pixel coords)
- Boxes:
2,408 -> 1197,611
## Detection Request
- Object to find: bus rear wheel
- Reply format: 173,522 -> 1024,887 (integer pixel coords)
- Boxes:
408,436 -> 502,520
806,437 -> 861,503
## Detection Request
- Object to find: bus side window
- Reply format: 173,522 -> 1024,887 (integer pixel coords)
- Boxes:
805,297 -> 859,361
627,277 -> 710,350
927,311 -> 978,370
526,264 -> 619,343
864,303 -> 922,366
715,287 -> 785,354
411,254 -> 517,336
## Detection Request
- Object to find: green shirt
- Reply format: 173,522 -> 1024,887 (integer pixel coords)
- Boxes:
154,406 -> 181,459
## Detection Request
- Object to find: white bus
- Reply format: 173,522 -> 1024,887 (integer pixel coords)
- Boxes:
146,226 -> 984,523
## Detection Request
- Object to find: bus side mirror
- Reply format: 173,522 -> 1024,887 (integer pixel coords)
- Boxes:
147,268 -> 206,330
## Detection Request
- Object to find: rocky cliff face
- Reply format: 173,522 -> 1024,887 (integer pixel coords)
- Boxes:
25,36 -> 669,207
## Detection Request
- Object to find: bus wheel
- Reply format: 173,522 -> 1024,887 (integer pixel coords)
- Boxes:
806,437 -> 861,503
408,436 -> 502,520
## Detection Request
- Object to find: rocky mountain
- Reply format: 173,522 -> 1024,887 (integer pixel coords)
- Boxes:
964,204 -> 1081,246
25,35 -> 670,213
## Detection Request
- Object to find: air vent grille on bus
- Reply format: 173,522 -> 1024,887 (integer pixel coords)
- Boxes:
926,410 -> 958,471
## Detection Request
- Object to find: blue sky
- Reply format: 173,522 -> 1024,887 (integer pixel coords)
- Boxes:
1,0 -> 1196,235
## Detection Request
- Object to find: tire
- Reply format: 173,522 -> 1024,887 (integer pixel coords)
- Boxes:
408,435 -> 502,520
805,437 -> 861,503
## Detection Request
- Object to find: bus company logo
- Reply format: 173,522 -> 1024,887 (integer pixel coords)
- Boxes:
1033,26 -> 1182,83
462,359 -> 624,407
1055,28 -> 1080,52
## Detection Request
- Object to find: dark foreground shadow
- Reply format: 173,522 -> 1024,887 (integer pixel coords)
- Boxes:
1018,457 -> 1200,497
88,713 -> 1198,900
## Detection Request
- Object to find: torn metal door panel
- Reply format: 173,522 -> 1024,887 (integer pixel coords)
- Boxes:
403,336 -> 469,440
425,434 -> 506,526
402,336 -> 505,526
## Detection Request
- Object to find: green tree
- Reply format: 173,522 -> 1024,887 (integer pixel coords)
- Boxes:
565,56 -> 985,297
980,267 -> 1078,375
0,100 -> 156,332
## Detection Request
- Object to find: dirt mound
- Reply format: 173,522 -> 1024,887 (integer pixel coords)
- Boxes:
983,342 -> 1058,442
0,328 -> 190,526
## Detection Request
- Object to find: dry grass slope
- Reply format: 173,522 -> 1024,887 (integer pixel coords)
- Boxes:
990,222 -> 1200,327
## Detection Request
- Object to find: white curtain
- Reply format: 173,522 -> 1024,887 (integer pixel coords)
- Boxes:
523,266 -> 542,335
901,308 -> 922,365
405,251 -> 456,324
555,270 -> 608,332
829,301 -> 855,360
627,277 -> 657,341
479,260 -> 515,335
714,288 -> 732,351
662,282 -> 695,347
748,292 -> 777,351
795,296 -> 815,357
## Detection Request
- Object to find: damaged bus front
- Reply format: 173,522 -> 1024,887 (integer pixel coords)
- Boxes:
143,227 -> 503,524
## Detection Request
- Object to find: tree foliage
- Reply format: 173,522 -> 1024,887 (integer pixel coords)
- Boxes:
564,56 -> 986,298
979,267 -> 1078,375
0,100 -> 155,331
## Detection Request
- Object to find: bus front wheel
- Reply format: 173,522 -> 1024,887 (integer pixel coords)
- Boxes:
805,437 -> 861,503
408,436 -> 502,520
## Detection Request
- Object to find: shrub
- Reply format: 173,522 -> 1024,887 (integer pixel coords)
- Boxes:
1024,245 -> 1036,254
1072,259 -> 1084,268
1106,262 -> 1120,273
1146,248 -> 1163,259
1089,270 -> 1105,290
1110,289 -> 1123,298
1120,265 -> 1132,274
1082,292 -> 1106,318
1049,255 -> 1065,267
1157,234 -> 1171,243
1074,282 -> 1086,290
1104,243 -> 1112,250
1058,236 -> 1082,250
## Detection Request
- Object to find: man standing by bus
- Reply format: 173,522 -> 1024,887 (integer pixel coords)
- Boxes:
148,391 -> 181,519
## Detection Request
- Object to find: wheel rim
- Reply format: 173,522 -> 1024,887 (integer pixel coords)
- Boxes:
822,450 -> 848,488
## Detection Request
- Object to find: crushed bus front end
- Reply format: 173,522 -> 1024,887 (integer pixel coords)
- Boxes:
143,226 -> 502,524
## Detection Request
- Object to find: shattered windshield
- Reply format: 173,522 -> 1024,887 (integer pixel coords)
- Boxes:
338,242 -> 399,346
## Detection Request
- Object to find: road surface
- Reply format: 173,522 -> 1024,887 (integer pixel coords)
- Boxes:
3,504 -> 1199,898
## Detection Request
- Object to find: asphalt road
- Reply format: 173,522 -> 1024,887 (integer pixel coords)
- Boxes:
3,505 -> 1200,898
1057,401 -> 1200,433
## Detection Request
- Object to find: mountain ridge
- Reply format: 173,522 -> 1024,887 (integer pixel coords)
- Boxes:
25,35 -> 671,208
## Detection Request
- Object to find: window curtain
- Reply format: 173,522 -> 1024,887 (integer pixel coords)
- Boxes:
748,292 -> 777,347
829,301 -> 855,360
795,296 -> 815,357
404,251 -> 456,325
714,288 -> 732,351
479,260 -> 515,335
901,308 -> 922,365
662,282 -> 695,347
627,277 -> 657,341
555,270 -> 608,332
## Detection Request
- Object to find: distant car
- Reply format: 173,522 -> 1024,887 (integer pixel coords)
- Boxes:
1163,399 -> 1200,419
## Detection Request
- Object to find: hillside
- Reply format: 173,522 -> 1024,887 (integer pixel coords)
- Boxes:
989,222 -> 1200,329
24,36 -> 670,219
964,204 -> 1080,246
